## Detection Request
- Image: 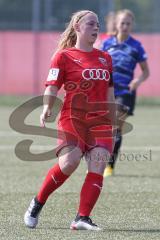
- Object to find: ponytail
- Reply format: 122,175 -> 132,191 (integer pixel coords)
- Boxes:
57,10 -> 95,51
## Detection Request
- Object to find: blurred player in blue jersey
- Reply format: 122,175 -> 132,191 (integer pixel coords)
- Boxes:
102,9 -> 150,177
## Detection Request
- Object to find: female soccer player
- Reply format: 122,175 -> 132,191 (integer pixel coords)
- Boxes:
102,9 -> 149,177
24,10 -> 115,230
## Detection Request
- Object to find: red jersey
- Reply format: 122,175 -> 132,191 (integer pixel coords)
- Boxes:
45,47 -> 113,118
45,47 -> 114,154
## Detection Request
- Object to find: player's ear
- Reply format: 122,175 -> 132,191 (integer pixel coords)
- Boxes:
74,23 -> 80,32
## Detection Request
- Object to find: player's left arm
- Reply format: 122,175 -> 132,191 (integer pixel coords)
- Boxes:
107,86 -> 117,147
107,86 -> 116,123
106,53 -> 117,143
129,60 -> 150,91
106,54 -> 116,131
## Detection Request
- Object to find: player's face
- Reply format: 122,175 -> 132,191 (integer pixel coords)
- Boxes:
116,14 -> 133,36
77,13 -> 100,44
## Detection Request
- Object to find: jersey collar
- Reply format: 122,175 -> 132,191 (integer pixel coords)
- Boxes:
113,35 -> 131,44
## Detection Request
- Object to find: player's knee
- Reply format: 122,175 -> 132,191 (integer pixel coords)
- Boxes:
87,147 -> 110,170
89,146 -> 110,162
58,146 -> 82,173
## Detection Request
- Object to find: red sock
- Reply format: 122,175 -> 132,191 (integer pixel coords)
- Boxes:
78,172 -> 103,216
37,163 -> 69,204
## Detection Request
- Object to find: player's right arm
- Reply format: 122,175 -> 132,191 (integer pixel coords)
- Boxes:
40,51 -> 65,127
40,85 -> 58,127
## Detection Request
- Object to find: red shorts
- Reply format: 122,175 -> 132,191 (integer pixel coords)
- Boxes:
56,116 -> 113,155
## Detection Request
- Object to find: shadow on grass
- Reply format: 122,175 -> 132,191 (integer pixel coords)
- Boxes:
104,228 -> 160,233
35,226 -> 160,233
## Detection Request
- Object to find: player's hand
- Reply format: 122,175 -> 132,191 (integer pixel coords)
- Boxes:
40,108 -> 52,127
129,79 -> 140,91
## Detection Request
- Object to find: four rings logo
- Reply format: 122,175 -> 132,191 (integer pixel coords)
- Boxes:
82,68 -> 110,81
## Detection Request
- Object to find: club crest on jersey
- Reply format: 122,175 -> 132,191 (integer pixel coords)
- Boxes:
98,57 -> 108,66
47,68 -> 59,81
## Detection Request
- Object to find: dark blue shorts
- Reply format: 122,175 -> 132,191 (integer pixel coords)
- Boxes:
115,92 -> 136,116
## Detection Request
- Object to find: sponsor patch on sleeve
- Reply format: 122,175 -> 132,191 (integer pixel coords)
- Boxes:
47,68 -> 59,81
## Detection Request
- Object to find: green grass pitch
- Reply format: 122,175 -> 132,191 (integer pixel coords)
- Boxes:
0,103 -> 160,240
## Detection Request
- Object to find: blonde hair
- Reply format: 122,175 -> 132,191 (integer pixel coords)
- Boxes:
116,9 -> 135,22
57,10 -> 96,51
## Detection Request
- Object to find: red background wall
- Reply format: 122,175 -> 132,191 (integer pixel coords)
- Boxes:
0,31 -> 159,96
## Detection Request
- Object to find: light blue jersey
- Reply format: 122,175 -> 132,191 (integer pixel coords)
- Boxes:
102,35 -> 147,96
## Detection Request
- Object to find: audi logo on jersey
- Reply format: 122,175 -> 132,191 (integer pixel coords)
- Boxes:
82,69 -> 110,81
